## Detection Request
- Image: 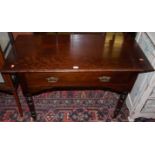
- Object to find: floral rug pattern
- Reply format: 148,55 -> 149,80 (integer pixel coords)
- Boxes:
0,89 -> 130,122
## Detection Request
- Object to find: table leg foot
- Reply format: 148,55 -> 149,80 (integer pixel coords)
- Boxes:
25,95 -> 37,121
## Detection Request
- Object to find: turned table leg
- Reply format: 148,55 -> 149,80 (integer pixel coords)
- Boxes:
19,73 -> 37,121
25,94 -> 36,121
113,92 -> 128,118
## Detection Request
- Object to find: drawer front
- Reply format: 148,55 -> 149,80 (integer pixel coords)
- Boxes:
25,72 -> 135,88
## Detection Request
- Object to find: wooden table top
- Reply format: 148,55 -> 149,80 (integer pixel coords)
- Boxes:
1,33 -> 153,73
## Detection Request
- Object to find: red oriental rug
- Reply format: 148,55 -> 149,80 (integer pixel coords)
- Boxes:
0,89 -> 129,122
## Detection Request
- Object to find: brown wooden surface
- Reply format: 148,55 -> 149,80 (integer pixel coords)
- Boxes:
2,33 -> 153,73
12,32 -> 33,40
1,32 -> 153,94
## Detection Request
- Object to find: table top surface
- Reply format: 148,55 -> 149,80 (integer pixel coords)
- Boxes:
1,33 -> 153,73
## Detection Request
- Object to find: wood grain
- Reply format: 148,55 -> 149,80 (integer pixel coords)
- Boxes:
2,33 -> 153,73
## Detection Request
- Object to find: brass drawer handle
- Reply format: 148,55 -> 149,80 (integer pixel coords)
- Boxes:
46,76 -> 59,83
98,76 -> 111,82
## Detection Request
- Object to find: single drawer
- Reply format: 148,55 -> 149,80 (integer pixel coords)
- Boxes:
25,71 -> 136,87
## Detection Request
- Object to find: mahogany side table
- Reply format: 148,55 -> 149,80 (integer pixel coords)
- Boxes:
1,33 -> 153,120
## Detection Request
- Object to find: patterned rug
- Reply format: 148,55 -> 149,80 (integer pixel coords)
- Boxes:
0,88 -> 130,122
